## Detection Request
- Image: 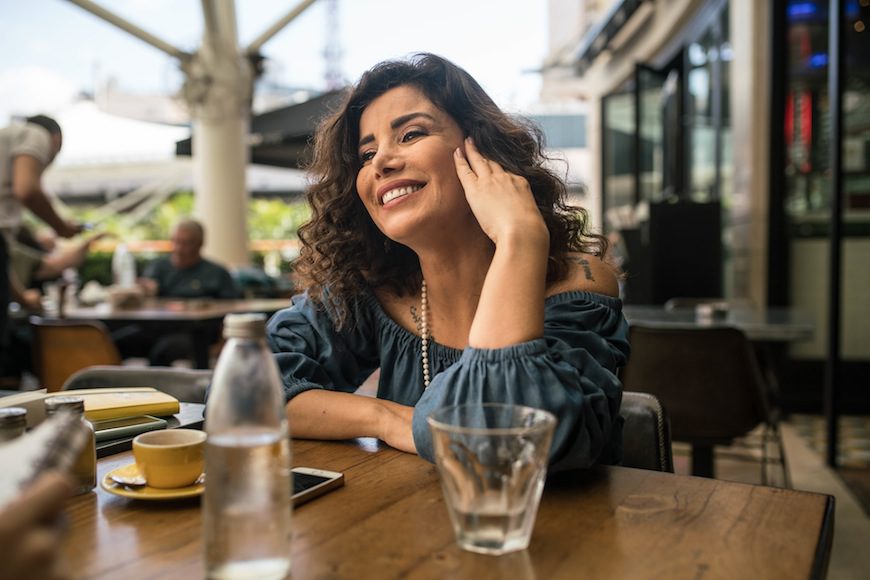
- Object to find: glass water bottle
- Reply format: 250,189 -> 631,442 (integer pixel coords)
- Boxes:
203,313 -> 292,580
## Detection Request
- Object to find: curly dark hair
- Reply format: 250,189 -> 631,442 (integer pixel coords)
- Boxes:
295,53 -> 606,328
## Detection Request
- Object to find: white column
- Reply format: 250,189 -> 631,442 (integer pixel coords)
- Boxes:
192,115 -> 250,267
183,0 -> 252,268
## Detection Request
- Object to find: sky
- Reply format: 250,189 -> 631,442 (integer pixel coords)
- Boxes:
0,0 -> 550,123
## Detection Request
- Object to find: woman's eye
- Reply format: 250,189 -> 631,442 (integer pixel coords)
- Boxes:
401,129 -> 426,142
359,150 -> 376,163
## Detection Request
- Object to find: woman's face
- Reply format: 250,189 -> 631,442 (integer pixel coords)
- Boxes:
355,85 -> 469,245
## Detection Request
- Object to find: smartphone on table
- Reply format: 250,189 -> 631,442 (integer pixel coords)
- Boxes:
92,415 -> 168,442
291,467 -> 344,506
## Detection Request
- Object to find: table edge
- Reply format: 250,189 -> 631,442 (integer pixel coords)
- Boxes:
811,495 -> 836,580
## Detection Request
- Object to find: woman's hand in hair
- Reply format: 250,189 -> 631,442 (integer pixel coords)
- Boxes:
453,137 -> 548,248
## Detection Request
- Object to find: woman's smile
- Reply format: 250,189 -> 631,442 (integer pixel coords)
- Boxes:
378,181 -> 424,206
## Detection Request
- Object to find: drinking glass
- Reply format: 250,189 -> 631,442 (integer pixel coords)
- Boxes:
428,403 -> 556,555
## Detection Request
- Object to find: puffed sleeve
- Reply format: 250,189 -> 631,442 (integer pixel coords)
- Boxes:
411,291 -> 630,473
266,292 -> 380,401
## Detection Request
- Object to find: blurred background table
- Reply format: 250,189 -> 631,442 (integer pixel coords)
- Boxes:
63,438 -> 834,579
623,304 -> 814,342
55,298 -> 291,368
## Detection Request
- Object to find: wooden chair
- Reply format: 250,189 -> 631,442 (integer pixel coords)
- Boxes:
29,316 -> 122,392
620,391 -> 674,472
62,365 -> 212,403
620,325 -> 789,486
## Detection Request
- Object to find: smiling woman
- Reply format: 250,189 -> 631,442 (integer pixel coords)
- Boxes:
267,53 -> 629,471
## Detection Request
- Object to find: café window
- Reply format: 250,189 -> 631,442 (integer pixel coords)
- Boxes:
601,0 -> 731,304
602,3 -> 732,214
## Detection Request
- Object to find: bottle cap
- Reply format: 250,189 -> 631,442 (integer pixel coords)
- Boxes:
44,396 -> 86,416
0,407 -> 27,429
223,313 -> 268,339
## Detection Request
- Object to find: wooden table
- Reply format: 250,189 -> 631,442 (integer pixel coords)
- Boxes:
58,298 -> 291,368
623,304 -> 814,342
63,438 -> 835,579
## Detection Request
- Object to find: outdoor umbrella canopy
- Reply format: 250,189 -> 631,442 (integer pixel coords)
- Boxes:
175,90 -> 347,169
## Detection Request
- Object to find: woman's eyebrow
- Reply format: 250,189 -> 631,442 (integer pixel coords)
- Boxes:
358,112 -> 438,147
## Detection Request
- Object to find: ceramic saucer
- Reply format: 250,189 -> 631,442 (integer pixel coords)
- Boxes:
101,463 -> 204,500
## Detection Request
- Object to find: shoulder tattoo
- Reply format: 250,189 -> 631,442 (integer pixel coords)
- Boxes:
573,257 -> 596,282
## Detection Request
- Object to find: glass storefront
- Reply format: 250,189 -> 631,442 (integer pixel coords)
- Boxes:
777,0 -> 870,414
601,0 -> 730,304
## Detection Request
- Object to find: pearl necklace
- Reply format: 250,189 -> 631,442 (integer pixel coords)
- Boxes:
421,279 -> 430,388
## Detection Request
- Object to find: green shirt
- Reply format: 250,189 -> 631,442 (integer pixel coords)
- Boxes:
143,257 -> 241,299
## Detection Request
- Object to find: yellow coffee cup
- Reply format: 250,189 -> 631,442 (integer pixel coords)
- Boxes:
133,429 -> 206,489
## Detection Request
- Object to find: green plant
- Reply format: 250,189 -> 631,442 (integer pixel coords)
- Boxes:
41,192 -> 310,285
54,192 -> 310,242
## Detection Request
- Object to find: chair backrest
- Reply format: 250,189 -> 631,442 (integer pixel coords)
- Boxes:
620,325 -> 769,444
664,297 -> 755,310
62,365 -> 212,403
29,316 -> 122,392
620,391 -> 674,472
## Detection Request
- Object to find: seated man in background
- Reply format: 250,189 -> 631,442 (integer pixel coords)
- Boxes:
121,218 -> 240,366
139,218 -> 240,300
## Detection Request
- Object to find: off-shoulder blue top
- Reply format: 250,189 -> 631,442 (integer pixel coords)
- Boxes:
266,289 -> 630,472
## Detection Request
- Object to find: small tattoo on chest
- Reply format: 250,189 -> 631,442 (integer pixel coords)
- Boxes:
410,305 -> 423,333
409,305 -> 434,341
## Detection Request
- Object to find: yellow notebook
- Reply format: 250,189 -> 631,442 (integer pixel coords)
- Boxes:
0,388 -> 180,425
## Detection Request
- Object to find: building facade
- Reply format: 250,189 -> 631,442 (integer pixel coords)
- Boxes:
543,0 -> 869,410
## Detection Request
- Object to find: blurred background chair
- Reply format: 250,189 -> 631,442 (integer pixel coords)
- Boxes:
663,297 -> 755,310
620,324 -> 789,487
620,391 -> 674,472
29,316 -> 122,392
62,365 -> 212,403
663,297 -> 785,429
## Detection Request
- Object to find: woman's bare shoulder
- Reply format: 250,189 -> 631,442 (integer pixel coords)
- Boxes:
547,253 -> 620,298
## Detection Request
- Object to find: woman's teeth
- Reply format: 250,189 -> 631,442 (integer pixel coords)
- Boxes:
382,185 -> 422,204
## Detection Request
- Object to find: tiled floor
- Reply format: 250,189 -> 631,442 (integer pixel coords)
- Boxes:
673,420 -> 870,579
791,414 -> 870,468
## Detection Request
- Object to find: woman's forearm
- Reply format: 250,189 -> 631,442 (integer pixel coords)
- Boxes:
286,389 -> 415,452
468,227 -> 549,349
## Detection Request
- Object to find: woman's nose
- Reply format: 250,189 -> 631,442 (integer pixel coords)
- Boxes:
372,144 -> 403,176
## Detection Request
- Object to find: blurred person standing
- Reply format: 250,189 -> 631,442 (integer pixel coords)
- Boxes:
0,228 -> 109,383
11,226 -> 108,290
0,115 -> 82,312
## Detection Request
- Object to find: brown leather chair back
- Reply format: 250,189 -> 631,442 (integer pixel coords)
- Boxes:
29,316 -> 122,392
620,391 -> 674,472
620,325 -> 770,444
